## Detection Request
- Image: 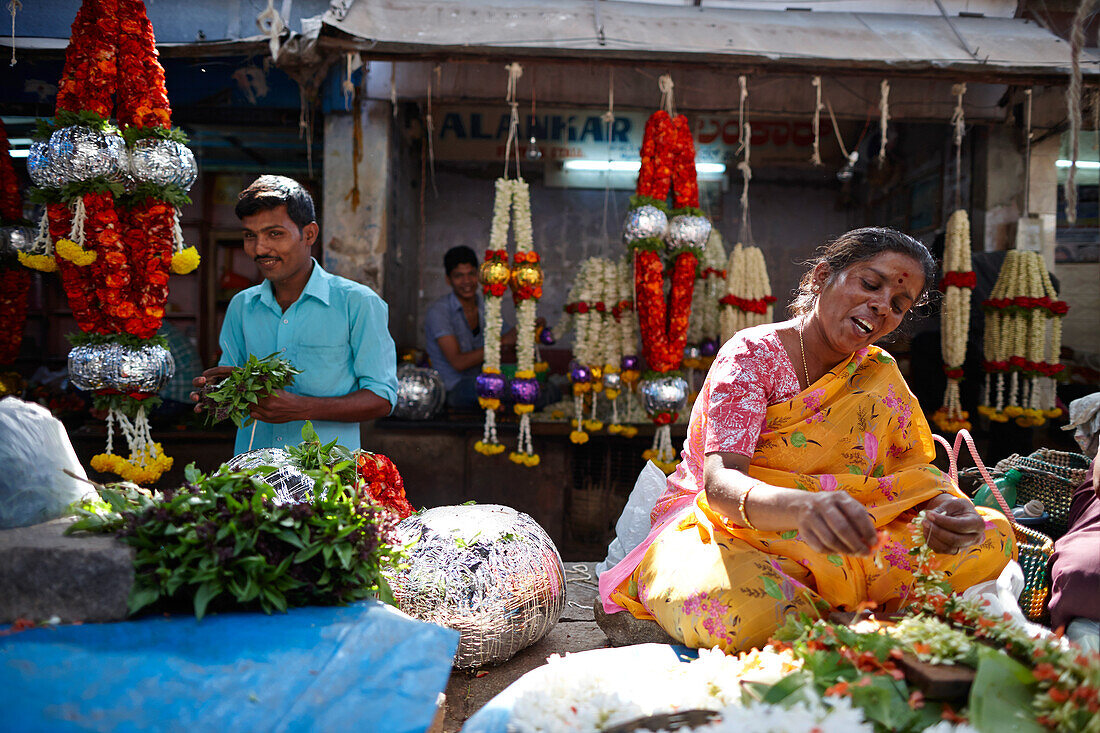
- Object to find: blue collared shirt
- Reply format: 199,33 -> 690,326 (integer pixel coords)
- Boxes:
423,291 -> 484,390
218,260 -> 398,454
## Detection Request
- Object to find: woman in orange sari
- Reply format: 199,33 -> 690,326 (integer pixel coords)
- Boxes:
599,228 -> 1015,653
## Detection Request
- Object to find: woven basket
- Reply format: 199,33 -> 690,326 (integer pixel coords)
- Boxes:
993,449 -> 1090,538
934,431 -> 1055,623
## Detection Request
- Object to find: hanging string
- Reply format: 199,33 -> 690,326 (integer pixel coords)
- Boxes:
951,83 -> 966,212
342,52 -> 356,111
426,65 -> 438,196
877,79 -> 890,167
658,74 -> 675,116
503,62 -> 524,179
1065,1 -> 1095,225
8,0 -> 20,67
390,63 -> 397,118
737,75 -> 753,246
602,68 -> 615,241
824,97 -> 851,160
1023,88 -> 1033,215
736,75 -> 748,156
810,76 -> 823,166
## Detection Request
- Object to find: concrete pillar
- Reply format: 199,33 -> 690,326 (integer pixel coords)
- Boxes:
1027,135 -> 1060,273
972,125 -> 1024,252
321,100 -> 392,292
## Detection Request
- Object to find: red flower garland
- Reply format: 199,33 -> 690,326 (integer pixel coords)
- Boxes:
939,271 -> 976,290
0,123 -> 20,221
0,269 -> 31,365
356,452 -> 414,520
719,294 -> 776,315
632,109 -> 703,375
55,0 -> 118,119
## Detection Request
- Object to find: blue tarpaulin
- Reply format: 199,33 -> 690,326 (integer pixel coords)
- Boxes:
1,600 -> 458,732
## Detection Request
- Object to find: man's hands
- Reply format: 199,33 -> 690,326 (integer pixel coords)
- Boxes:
920,494 -> 986,555
190,367 -> 303,423
190,366 -> 235,413
795,491 -> 878,556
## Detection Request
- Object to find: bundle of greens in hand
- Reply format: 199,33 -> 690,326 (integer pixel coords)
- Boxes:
199,352 -> 301,427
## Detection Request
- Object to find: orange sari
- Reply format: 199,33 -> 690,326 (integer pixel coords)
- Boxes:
603,346 -> 1015,653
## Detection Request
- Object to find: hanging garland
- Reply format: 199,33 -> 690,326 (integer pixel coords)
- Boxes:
21,0 -> 201,483
622,82 -> 710,473
932,209 -> 975,433
685,227 -> 727,369
719,243 -> 775,343
0,120 -> 31,367
978,250 -> 1067,427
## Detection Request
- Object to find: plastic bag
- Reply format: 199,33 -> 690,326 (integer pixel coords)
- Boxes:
961,560 -> 1051,640
595,460 -> 667,577
0,396 -> 89,529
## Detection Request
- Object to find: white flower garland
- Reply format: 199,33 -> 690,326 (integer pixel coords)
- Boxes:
720,243 -> 774,343
934,209 -> 973,432
688,229 -> 727,346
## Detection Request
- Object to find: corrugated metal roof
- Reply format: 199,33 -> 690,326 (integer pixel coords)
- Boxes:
321,0 -> 1097,80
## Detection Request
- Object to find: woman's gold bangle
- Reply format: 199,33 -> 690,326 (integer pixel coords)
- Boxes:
739,484 -> 758,531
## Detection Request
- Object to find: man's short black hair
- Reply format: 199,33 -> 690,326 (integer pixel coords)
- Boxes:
444,245 -> 478,276
235,175 -> 316,232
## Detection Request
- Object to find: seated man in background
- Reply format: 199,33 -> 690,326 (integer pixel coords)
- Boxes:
424,246 -> 516,410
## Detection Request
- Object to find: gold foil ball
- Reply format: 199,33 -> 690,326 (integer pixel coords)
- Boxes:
479,260 -> 511,286
509,261 -> 543,290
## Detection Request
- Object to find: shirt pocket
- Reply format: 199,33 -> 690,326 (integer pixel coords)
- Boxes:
294,340 -> 353,396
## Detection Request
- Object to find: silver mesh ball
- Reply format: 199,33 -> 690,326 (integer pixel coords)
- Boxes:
129,138 -> 195,189
68,343 -> 175,394
388,504 -> 566,668
220,448 -> 317,505
176,145 -> 198,191
49,126 -> 128,185
622,205 -> 668,245
27,141 -> 64,188
666,215 -> 712,250
639,375 -> 689,415
393,365 -> 445,420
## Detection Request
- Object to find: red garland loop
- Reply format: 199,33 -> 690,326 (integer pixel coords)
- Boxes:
356,452 -> 414,520
94,388 -> 156,400
942,366 -> 965,380
719,294 -> 777,315
699,267 -> 727,279
982,296 -> 1069,317
982,359 -> 1065,377
637,111 -> 698,208
652,411 -> 679,425
939,271 -> 976,290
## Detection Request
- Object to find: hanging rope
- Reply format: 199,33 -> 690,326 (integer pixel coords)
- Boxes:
877,79 -> 890,167
256,0 -> 285,61
1023,88 -> 1033,215
736,75 -> 748,156
426,65 -> 438,196
810,76 -> 823,166
1064,1 -> 1096,224
658,74 -> 675,116
8,0 -> 20,67
738,75 -> 753,246
951,83 -> 966,212
342,52 -> 357,111
825,97 -> 851,161
503,62 -> 524,179
390,63 -> 397,118
602,68 -> 615,241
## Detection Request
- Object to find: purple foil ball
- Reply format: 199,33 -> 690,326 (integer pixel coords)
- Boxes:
476,371 -> 507,400
700,338 -> 719,357
509,377 -> 541,405
539,327 -> 556,346
570,364 -> 592,383
621,355 -> 640,372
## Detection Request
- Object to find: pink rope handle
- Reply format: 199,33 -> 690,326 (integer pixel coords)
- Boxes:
933,429 -> 1019,526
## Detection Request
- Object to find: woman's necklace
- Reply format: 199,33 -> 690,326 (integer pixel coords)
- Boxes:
798,318 -> 812,388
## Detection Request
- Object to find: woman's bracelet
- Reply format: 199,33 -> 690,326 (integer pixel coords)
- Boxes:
738,483 -> 758,531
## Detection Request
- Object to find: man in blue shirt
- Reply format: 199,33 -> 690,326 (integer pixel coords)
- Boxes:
423,246 -> 517,410
190,176 -> 397,454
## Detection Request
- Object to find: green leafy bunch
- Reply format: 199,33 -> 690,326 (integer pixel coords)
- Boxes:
67,461 -> 404,620
285,421 -> 357,485
199,352 -> 301,428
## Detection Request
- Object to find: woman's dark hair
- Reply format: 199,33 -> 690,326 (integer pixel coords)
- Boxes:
235,175 -> 316,232
444,245 -> 478,275
789,227 -> 936,317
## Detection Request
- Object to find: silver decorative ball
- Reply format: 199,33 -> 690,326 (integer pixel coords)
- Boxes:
666,215 -> 712,250
49,126 -> 128,185
393,365 -> 445,420
622,205 -> 668,245
27,141 -> 64,188
129,138 -> 197,190
388,504 -> 566,668
684,345 -> 702,361
0,225 -> 35,256
602,370 -> 622,393
639,376 -> 689,416
221,448 -> 317,505
68,343 -> 175,394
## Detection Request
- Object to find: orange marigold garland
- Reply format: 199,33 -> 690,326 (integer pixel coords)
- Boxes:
24,0 -> 200,484
623,102 -> 710,474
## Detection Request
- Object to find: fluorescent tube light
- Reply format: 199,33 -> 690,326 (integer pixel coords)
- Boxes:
1055,159 -> 1100,169
563,159 -> 725,174
9,149 -> 28,158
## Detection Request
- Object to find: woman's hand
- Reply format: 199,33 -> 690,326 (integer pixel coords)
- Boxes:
920,494 -> 986,554
795,491 -> 878,556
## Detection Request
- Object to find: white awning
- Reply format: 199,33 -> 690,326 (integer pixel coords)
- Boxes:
320,0 -> 1097,81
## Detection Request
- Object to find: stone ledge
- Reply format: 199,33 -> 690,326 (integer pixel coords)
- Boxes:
0,517 -> 134,623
